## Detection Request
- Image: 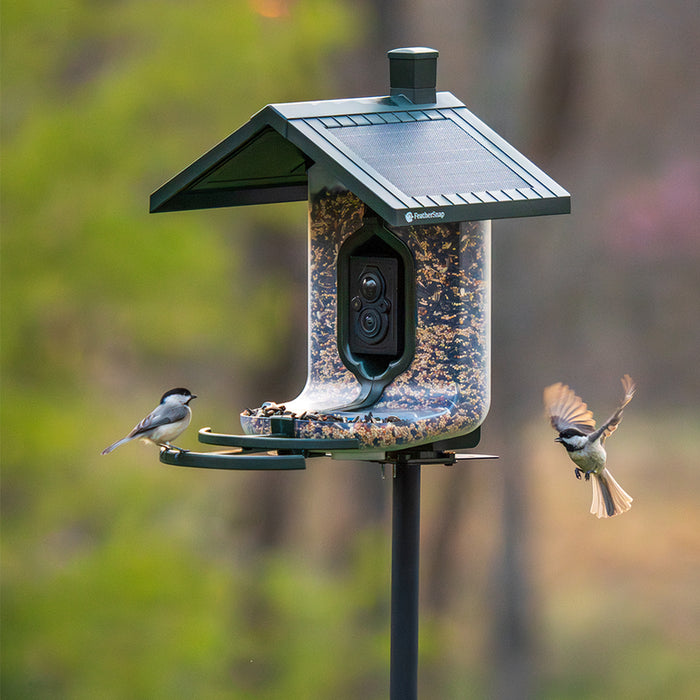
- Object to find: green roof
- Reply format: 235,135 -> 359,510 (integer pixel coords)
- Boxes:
151,91 -> 570,227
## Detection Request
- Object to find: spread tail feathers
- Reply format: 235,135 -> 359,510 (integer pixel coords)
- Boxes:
591,468 -> 633,518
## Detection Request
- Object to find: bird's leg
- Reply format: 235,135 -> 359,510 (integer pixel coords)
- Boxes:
583,470 -> 592,481
574,467 -> 583,480
162,442 -> 189,454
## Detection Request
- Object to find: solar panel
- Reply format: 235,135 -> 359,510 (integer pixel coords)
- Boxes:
329,118 -> 527,199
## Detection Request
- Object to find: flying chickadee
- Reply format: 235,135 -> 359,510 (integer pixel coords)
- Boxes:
101,388 -> 196,455
543,375 -> 635,518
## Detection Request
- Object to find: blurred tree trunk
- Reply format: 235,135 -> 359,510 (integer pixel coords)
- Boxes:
478,1 -> 536,698
488,3 -> 589,699
423,466 -> 472,612
234,221 -> 308,551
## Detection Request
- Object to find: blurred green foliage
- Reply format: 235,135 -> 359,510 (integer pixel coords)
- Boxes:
2,0 -> 355,387
0,1 -> 397,697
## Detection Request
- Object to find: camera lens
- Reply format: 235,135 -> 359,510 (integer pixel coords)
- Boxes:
359,309 -> 382,339
360,272 -> 381,301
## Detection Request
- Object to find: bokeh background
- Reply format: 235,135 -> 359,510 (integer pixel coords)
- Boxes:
2,1 -> 698,698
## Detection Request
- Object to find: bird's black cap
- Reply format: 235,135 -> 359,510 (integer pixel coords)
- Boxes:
160,388 -> 196,402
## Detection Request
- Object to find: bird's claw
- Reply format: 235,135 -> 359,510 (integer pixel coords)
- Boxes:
162,444 -> 190,457
574,467 -> 593,481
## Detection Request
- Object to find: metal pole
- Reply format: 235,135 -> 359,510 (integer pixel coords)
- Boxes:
390,463 -> 421,700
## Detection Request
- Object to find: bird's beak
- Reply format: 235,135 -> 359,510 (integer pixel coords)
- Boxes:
554,436 -> 563,443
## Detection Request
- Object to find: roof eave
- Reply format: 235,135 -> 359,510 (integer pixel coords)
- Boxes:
149,105 -> 291,214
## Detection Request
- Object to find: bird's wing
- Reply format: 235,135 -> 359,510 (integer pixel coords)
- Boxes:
128,403 -> 188,438
588,374 -> 636,443
543,382 -> 596,434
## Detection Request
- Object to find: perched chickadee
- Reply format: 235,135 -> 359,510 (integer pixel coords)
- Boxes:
544,375 -> 636,518
101,388 -> 196,455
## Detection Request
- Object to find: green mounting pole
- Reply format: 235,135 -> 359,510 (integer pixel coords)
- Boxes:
390,463 -> 421,700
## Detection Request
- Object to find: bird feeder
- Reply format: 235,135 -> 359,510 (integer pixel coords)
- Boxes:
151,47 -> 569,469
150,47 -> 569,699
